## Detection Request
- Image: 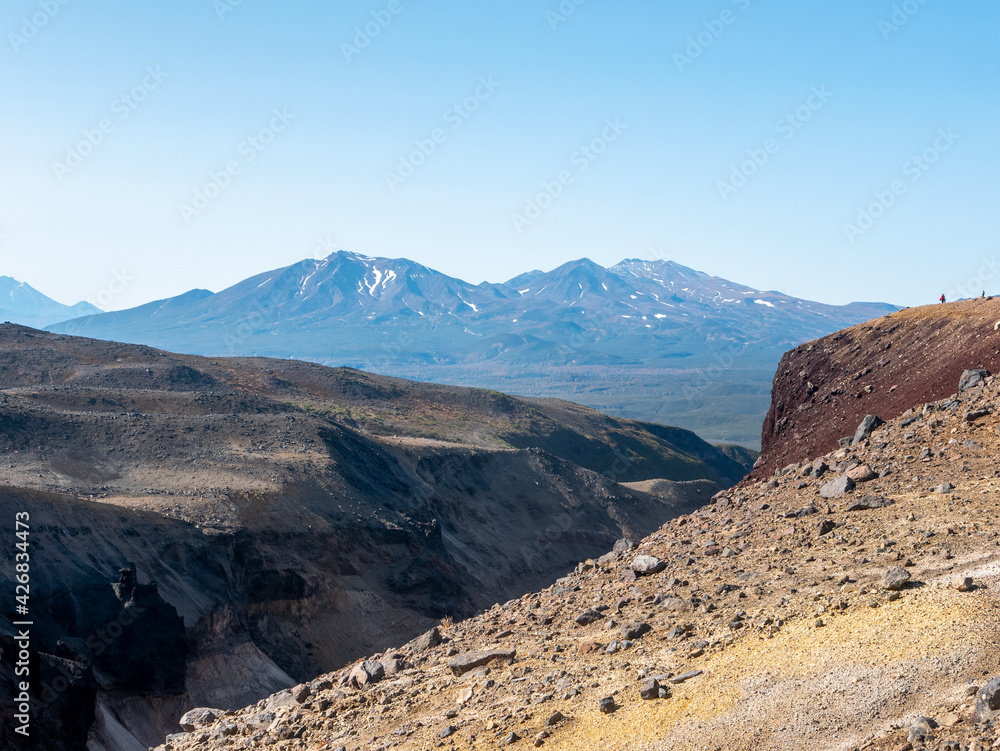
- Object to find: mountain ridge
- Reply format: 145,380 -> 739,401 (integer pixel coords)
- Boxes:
0,275 -> 101,329
47,252 -> 900,446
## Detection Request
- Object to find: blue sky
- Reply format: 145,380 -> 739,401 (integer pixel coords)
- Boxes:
1,0 -> 997,310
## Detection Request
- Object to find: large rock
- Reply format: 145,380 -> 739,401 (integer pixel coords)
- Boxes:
410,627 -> 442,652
819,475 -> 855,499
845,465 -> 877,483
959,369 -> 989,393
846,496 -> 893,512
349,659 -> 386,688
575,609 -> 605,626
851,415 -> 884,446
630,555 -> 667,575
179,708 -> 224,732
881,567 -> 911,591
447,648 -> 516,676
977,676 -> 1000,719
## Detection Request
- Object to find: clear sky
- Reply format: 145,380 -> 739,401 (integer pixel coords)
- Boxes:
1,0 -> 997,311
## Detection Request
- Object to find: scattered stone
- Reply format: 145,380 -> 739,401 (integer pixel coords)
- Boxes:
846,496 -> 893,512
349,660 -> 386,688
614,538 -> 637,554
852,415 -> 884,446
381,653 -> 406,675
440,725 -> 457,739
964,407 -> 991,423
456,687 -> 474,705
291,683 -> 311,703
621,622 -> 651,640
448,649 -> 516,676
934,482 -> 955,494
977,676 -> 1000,720
816,519 -> 836,537
908,716 -> 935,742
179,708 -> 224,732
881,567 -> 911,591
668,671 -> 702,684
504,731 -> 520,745
411,627 -> 442,652
640,678 -> 661,700
820,475 -> 855,499
631,555 -> 667,575
546,711 -> 565,726
575,609 -> 605,626
949,575 -> 974,592
598,696 -> 617,714
579,641 -> 604,655
846,465 -> 878,483
958,369 -> 989,393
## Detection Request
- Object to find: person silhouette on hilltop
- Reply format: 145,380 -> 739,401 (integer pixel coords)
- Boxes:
940,294 -> 946,303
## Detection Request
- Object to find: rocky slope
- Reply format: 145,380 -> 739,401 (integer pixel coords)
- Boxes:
756,298 -> 1000,477
154,314 -> 1000,750
0,325 -> 746,750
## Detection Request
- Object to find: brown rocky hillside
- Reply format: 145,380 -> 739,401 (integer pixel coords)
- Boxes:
756,298 -> 1000,477
153,328 -> 1000,750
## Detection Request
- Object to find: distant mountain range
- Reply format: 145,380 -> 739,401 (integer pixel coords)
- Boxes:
0,276 -> 100,328
47,252 -> 900,445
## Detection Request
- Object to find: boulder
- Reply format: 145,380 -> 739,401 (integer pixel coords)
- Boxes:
950,576 -> 974,592
851,415 -> 884,446
620,622 -> 651,640
958,369 -> 989,393
846,496 -> 893,512
348,659 -> 386,688
410,627 -> 442,652
881,567 -> 911,591
640,678 -> 661,700
977,676 -> 1000,719
630,555 -> 667,575
447,648 -> 516,677
819,475 -> 855,499
816,519 -> 836,536
846,465 -> 877,483
613,538 -> 637,554
575,609 -> 605,626
381,653 -> 407,675
908,716 -> 935,742
179,708 -> 224,732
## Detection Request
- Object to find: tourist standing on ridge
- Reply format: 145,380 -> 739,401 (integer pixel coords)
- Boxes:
940,294 -> 946,303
